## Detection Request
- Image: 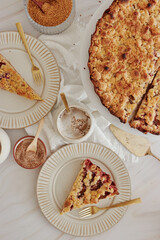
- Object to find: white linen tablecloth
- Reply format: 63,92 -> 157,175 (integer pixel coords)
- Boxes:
25,18 -> 138,163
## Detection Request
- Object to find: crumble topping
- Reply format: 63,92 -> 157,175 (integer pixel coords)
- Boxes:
130,69 -> 160,134
88,0 -> 160,124
61,159 -> 119,214
0,53 -> 42,100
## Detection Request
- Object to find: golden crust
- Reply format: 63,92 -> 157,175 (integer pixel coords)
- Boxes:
61,159 -> 118,214
88,0 -> 160,123
130,70 -> 160,134
0,53 -> 42,101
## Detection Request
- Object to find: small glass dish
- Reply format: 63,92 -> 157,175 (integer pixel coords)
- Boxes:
23,0 -> 75,34
56,105 -> 94,143
13,136 -> 47,169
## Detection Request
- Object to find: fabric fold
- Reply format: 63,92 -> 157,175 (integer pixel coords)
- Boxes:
25,19 -> 138,162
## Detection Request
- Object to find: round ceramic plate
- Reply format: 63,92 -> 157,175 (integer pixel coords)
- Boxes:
80,0 -> 160,141
37,142 -> 131,236
0,31 -> 60,129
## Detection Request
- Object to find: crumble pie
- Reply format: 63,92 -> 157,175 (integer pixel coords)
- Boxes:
0,53 -> 42,101
61,159 -> 119,214
88,0 -> 160,124
130,70 -> 160,134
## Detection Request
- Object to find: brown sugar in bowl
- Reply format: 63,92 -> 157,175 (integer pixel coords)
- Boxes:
23,0 -> 75,34
28,0 -> 72,27
13,136 -> 47,169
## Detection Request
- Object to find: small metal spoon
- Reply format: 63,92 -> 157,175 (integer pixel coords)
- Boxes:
26,118 -> 44,153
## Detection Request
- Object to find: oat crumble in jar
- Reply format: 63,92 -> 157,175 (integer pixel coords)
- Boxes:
24,0 -> 75,34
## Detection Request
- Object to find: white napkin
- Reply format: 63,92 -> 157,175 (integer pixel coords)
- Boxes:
25,19 -> 138,162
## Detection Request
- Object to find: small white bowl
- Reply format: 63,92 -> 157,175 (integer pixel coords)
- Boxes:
56,105 -> 94,143
0,128 -> 11,164
23,0 -> 75,35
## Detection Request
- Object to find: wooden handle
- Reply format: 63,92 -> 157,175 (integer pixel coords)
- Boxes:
35,118 -> 44,141
147,148 -> 160,161
101,198 -> 141,210
16,22 -> 34,65
31,0 -> 44,12
60,93 -> 70,112
26,118 -> 44,152
31,118 -> 44,148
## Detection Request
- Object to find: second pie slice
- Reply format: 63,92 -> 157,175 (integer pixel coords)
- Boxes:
61,159 -> 119,215
0,53 -> 42,101
130,70 -> 160,135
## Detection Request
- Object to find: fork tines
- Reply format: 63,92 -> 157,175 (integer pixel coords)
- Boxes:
32,67 -> 43,85
79,207 -> 92,218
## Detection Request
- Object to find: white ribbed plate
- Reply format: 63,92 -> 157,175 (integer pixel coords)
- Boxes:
0,31 -> 60,129
37,142 -> 131,236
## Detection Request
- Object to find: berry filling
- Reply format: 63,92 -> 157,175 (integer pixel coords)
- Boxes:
0,62 -> 6,68
0,72 -> 10,80
78,183 -> 86,198
91,179 -> 103,191
99,191 -> 111,199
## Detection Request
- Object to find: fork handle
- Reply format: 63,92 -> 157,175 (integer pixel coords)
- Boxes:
101,198 -> 141,210
16,22 -> 34,66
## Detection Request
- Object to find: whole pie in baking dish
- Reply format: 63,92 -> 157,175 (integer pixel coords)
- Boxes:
130,70 -> 160,134
0,53 -> 42,101
61,159 -> 119,214
88,0 -> 160,125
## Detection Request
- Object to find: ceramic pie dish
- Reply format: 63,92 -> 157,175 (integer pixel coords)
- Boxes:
88,0 -> 160,134
80,0 -> 160,140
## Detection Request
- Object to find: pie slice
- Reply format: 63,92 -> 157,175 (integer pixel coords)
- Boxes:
0,53 -> 42,101
61,159 -> 119,215
130,70 -> 160,135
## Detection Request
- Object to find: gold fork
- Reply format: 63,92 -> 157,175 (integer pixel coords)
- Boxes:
79,198 -> 141,218
16,22 -> 43,85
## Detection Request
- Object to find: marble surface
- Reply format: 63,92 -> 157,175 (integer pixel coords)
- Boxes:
0,0 -> 160,240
